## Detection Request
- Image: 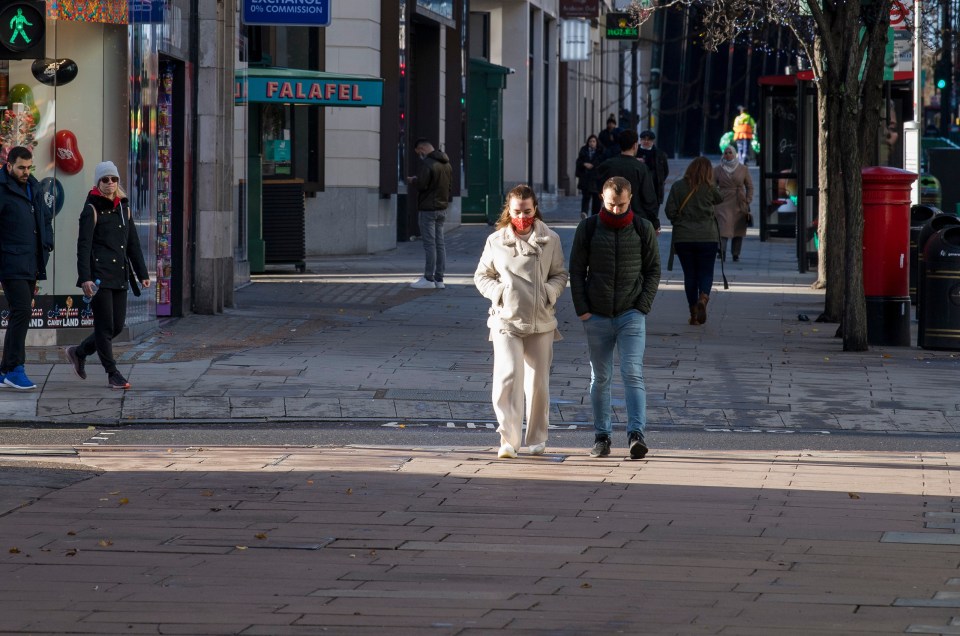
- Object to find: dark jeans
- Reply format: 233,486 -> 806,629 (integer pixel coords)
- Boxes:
0,278 -> 35,372
579,190 -> 601,216
77,288 -> 127,375
674,242 -> 717,306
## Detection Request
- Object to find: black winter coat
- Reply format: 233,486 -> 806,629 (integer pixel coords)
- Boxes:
596,154 -> 661,230
568,214 -> 661,318
0,168 -> 52,281
575,145 -> 601,193
76,192 -> 149,290
636,145 -> 670,204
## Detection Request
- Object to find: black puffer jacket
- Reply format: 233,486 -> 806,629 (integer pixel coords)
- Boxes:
568,214 -> 661,317
76,191 -> 149,290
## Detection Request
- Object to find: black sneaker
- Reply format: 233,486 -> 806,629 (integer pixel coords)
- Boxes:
628,432 -> 649,460
107,372 -> 130,390
589,436 -> 611,458
66,346 -> 86,380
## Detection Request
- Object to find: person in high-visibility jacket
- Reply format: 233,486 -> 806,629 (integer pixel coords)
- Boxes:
732,106 -> 756,165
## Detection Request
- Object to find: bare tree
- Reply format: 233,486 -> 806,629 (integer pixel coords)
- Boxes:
631,0 -> 895,350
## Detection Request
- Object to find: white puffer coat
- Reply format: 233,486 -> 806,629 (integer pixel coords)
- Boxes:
474,219 -> 569,337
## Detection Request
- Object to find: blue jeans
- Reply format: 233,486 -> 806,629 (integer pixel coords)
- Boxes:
419,210 -> 446,282
674,241 -> 717,306
736,139 -> 750,164
582,310 -> 647,438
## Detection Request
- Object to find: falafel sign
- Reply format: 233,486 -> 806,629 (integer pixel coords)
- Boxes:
235,69 -> 384,107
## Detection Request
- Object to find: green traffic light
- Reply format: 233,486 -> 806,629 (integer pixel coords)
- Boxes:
938,78 -> 948,89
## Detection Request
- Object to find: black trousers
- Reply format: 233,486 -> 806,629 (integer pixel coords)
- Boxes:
580,190 -> 601,216
0,278 -> 35,373
77,288 -> 127,375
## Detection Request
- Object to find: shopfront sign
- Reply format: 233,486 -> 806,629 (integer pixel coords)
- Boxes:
605,12 -> 639,40
236,69 -> 384,107
242,0 -> 330,27
560,0 -> 599,20
129,0 -> 167,24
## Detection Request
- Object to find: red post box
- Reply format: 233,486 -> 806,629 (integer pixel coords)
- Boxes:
861,166 -> 917,346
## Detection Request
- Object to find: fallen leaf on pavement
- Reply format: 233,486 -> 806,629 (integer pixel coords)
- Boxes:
255,533 -> 267,540
98,539 -> 113,547
848,492 -> 861,499
9,547 -> 20,554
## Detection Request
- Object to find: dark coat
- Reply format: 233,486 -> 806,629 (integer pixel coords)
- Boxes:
636,145 -> 670,203
76,191 -> 149,290
575,145 -> 601,193
414,150 -> 452,212
596,127 -> 621,160
596,154 -> 661,230
568,214 -> 661,318
0,168 -> 52,281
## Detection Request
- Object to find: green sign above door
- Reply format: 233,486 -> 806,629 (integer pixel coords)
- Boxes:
605,13 -> 638,40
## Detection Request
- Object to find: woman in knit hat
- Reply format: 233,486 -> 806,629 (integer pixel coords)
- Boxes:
66,161 -> 150,389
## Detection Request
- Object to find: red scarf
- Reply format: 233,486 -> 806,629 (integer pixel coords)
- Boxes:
599,208 -> 634,229
89,187 -> 121,208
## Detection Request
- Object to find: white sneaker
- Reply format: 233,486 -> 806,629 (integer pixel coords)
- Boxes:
410,277 -> 436,289
434,281 -> 445,289
529,442 -> 546,456
497,443 -> 517,459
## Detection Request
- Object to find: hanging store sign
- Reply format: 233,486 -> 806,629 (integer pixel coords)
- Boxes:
605,12 -> 639,40
242,0 -> 330,27
561,20 -> 591,62
236,68 -> 384,107
560,0 -> 599,19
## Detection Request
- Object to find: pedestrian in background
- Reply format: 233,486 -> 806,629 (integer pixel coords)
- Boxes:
406,138 -> 452,290
474,185 -> 569,459
575,134 -> 602,219
714,145 -> 754,262
636,130 -> 669,208
597,130 -> 661,232
732,105 -> 756,165
0,146 -> 52,390
569,176 -> 660,460
665,157 -> 723,326
596,114 -> 621,161
67,161 -> 150,390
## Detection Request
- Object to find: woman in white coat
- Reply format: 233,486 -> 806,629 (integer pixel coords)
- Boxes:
474,185 -> 569,458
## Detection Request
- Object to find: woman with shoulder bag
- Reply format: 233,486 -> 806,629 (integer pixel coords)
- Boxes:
714,145 -> 754,262
665,157 -> 723,326
474,185 -> 569,458
66,162 -> 151,389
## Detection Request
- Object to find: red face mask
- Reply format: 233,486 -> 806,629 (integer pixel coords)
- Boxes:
511,216 -> 535,233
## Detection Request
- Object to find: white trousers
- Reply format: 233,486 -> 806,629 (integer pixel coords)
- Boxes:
490,330 -> 554,449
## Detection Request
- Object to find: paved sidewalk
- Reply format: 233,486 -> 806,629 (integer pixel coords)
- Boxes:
2,444 -> 960,634
2,160 -> 958,433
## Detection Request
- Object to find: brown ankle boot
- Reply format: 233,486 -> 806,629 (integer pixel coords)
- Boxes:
696,293 -> 709,324
689,304 -> 699,325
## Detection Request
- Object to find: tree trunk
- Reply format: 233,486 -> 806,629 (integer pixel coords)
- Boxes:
839,103 -> 868,351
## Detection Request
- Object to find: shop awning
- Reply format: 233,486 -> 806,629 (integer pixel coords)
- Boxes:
235,67 -> 384,107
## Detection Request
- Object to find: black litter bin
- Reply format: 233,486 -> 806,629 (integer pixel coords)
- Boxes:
910,205 -> 942,304
916,214 -> 960,317
919,226 -> 960,350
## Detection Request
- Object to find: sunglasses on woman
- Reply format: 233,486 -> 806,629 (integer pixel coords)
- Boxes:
100,176 -> 119,183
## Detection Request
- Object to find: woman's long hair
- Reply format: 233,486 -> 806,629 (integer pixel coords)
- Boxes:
683,156 -> 714,190
494,184 -> 542,230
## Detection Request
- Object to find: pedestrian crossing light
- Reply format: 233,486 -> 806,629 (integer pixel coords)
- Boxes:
0,1 -> 45,60
935,58 -> 951,91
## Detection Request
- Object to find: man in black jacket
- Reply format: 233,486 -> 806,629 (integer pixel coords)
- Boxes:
406,138 -> 452,290
568,176 -> 661,460
596,130 -> 661,232
636,130 -> 670,207
0,147 -> 52,390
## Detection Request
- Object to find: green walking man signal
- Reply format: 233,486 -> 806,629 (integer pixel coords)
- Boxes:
0,1 -> 45,60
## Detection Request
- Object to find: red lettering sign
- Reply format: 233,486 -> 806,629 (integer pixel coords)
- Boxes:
266,81 -> 279,98
325,84 -> 336,100
338,84 -> 350,100
308,83 -> 323,99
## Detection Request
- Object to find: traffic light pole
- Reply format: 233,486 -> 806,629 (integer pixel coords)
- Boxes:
941,0 -> 952,132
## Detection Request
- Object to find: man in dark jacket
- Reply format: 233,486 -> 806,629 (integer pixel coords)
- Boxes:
406,138 -> 452,289
596,114 -> 621,161
568,176 -> 660,461
636,130 -> 670,206
0,146 -> 53,390
596,130 -> 661,231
